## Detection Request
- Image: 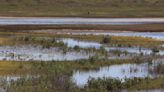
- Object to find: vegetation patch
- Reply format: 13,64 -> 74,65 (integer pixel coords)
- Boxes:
0,0 -> 164,17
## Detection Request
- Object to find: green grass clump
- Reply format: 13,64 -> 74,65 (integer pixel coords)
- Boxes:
84,77 -> 164,92
14,36 -> 66,48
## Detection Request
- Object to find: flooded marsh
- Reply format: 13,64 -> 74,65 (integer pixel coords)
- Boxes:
0,31 -> 163,92
0,45 -> 95,61
72,59 -> 164,86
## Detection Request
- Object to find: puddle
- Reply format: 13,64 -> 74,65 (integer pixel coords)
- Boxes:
58,38 -> 164,55
72,59 -> 164,86
0,45 -> 93,61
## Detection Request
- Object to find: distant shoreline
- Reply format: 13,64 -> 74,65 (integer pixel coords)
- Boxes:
0,24 -> 164,32
0,17 -> 163,32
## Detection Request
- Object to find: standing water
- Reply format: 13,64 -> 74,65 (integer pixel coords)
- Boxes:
72,60 -> 164,86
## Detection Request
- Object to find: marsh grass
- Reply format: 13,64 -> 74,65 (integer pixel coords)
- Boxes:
0,56 -> 153,76
0,31 -> 163,91
0,31 -> 163,48
40,34 -> 163,48
14,36 -> 67,49
0,61 -> 32,75
0,59 -> 163,92
0,37 -> 14,46
85,77 -> 164,92
152,64 -> 164,74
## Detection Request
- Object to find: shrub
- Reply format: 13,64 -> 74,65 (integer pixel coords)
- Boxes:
152,47 -> 159,54
102,36 -> 111,44
73,45 -> 80,51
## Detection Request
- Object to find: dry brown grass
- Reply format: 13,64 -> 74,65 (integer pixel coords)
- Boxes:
0,37 -> 10,45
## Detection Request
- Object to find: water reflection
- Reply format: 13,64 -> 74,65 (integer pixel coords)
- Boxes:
58,38 -> 164,55
107,47 -> 164,55
58,38 -> 102,48
0,38 -> 163,61
0,45 -> 93,61
72,60 -> 164,86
